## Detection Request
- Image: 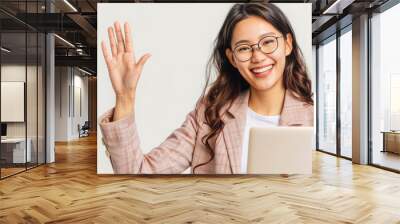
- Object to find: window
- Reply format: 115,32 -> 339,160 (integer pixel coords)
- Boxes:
370,3 -> 400,171
317,36 -> 337,154
340,28 -> 352,158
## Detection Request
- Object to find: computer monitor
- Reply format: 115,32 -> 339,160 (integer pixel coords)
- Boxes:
1,123 -> 7,137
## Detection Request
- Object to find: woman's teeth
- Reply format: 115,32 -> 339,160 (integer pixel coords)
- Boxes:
251,65 -> 273,73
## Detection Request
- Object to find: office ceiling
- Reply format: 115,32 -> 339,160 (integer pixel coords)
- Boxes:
0,0 -> 393,75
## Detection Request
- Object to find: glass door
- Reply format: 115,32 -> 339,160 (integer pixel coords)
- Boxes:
317,35 -> 337,155
339,27 -> 352,158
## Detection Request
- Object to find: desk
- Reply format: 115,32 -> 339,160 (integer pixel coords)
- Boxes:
1,138 -> 31,163
381,131 -> 400,154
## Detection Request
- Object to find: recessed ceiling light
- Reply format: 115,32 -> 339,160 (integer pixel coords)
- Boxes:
63,0 -> 78,12
1,47 -> 11,53
77,67 -> 92,76
322,0 -> 354,15
54,34 -> 75,48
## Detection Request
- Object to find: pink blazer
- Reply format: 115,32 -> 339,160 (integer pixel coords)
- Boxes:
99,90 -> 314,174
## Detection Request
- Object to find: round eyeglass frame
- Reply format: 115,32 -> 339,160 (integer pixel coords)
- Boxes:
232,36 -> 283,62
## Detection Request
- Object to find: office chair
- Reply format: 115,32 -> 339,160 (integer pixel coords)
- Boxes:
78,121 -> 90,138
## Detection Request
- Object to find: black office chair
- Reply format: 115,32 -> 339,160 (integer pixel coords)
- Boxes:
78,121 -> 90,138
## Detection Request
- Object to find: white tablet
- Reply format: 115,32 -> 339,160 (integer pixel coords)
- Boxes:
247,127 -> 314,174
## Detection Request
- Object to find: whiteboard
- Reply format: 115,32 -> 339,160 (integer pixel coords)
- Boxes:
1,82 -> 25,122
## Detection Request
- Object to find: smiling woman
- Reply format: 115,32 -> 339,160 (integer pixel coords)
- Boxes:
98,2 -> 313,174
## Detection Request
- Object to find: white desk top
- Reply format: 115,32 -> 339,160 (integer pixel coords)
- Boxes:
1,138 -> 27,143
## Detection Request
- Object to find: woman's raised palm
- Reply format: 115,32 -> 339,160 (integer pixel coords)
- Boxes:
101,22 -> 151,99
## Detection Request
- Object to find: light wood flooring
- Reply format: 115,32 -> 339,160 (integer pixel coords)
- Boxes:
0,134 -> 400,223
1,163 -> 44,178
0,167 -> 26,178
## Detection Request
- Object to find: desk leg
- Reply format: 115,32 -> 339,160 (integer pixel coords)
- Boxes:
382,133 -> 386,152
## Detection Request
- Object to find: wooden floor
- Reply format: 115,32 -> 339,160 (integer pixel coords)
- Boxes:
1,163 -> 45,178
0,167 -> 26,178
1,135 -> 400,223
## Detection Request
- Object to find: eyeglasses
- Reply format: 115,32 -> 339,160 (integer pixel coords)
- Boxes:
233,36 -> 283,62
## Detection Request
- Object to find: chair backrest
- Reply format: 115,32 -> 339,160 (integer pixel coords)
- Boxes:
82,121 -> 90,129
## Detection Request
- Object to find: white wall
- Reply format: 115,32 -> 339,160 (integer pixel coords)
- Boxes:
55,66 -> 69,141
54,67 -> 89,141
97,3 -> 312,174
72,72 -> 89,138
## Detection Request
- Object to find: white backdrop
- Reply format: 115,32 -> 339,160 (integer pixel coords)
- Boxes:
97,3 -> 312,174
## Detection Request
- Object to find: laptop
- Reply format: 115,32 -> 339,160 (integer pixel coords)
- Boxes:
247,127 -> 314,174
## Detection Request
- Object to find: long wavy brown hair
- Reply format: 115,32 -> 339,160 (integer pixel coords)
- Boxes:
193,2 -> 313,172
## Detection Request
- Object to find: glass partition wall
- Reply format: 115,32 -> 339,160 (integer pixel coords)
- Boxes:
339,27 -> 352,159
370,3 -> 400,171
317,35 -> 337,155
316,26 -> 353,159
0,30 -> 27,177
316,1 -> 400,172
0,1 -> 46,179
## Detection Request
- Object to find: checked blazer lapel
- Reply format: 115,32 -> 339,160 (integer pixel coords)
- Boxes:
222,91 -> 249,174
